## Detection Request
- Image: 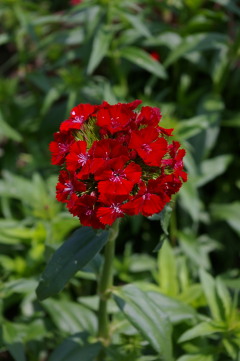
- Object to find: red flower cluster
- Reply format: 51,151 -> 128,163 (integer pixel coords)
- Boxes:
50,100 -> 187,229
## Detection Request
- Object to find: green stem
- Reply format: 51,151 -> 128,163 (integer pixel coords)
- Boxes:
97,218 -> 120,345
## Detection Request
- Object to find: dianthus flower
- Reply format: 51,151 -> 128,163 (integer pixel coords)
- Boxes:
49,100 -> 187,229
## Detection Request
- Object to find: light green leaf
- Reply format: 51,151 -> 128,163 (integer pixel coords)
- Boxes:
178,231 -> 211,270
197,155 -> 232,187
177,115 -> 209,140
179,180 -> 201,222
121,12 -> 151,38
216,277 -> 232,321
178,321 -> 225,343
147,291 -> 197,324
42,299 -> 97,334
119,46 -> 167,79
222,338 -> 239,359
157,240 -> 179,297
177,354 -> 214,361
36,227 -> 109,300
199,269 -> 222,321
114,284 -> 173,361
87,26 -> 112,75
164,33 -> 228,67
48,333 -> 101,361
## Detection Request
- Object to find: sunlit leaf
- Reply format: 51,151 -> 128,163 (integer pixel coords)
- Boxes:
114,284 -> 173,361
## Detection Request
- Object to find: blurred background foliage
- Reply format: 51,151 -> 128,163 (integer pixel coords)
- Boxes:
0,0 -> 240,360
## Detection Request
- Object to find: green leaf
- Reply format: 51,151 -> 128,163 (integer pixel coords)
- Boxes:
119,46 -> 167,79
176,115 -> 210,140
164,33 -> 228,67
177,354 -> 214,361
178,321 -> 225,343
210,202 -> 240,235
199,269 -> 222,321
148,205 -> 172,236
213,0 -> 240,17
216,277 -> 232,321
42,299 -> 97,334
197,155 -> 232,187
157,240 -> 179,297
179,179 -> 201,223
36,227 -> 109,300
87,26 -> 112,75
114,284 -> 173,361
7,343 -> 26,361
0,110 -> 22,142
48,333 -> 101,361
120,12 -> 151,38
147,291 -> 197,324
178,231 -> 211,270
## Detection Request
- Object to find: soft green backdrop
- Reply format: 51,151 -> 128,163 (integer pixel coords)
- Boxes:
0,0 -> 240,360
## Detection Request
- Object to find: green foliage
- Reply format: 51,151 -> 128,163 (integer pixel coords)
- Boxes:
0,0 -> 239,360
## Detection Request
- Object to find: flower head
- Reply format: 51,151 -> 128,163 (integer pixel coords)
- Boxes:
50,100 -> 187,228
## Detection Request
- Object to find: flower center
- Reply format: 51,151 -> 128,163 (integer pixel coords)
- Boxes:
110,170 -> 125,182
78,153 -> 89,165
111,204 -> 122,214
86,209 -> 93,216
142,193 -> 151,201
64,181 -> 73,192
73,115 -> 84,123
59,143 -> 68,152
141,144 -> 152,153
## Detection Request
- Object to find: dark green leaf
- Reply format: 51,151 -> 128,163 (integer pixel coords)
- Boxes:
210,202 -> 240,235
0,110 -> 22,142
36,227 -> 108,300
7,343 -> 26,361
48,333 -> 101,361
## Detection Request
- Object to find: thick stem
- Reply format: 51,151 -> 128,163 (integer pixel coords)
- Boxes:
97,218 -> 120,344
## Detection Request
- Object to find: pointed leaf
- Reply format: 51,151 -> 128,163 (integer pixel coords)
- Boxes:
178,321 -> 225,343
158,240 -> 179,297
199,269 -> 222,321
210,202 -> 240,235
119,46 -> 167,79
197,155 -> 232,187
114,284 -> 173,361
147,291 -> 197,324
36,227 -> 108,300
42,299 -> 97,334
87,26 -> 112,75
216,277 -> 232,321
